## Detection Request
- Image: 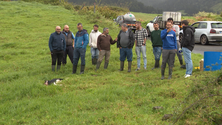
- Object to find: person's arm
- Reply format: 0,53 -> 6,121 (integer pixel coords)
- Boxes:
48,34 -> 53,52
74,34 -> 77,48
63,36 -> 66,51
89,33 -> 92,47
110,36 -> 116,45
97,36 -> 101,51
175,25 -> 180,37
130,31 -> 135,48
161,30 -> 168,39
150,32 -> 154,44
83,33 -> 89,49
71,32 -> 75,47
174,33 -> 177,50
116,31 -> 121,48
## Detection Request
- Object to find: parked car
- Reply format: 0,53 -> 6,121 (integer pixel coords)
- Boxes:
179,21 -> 222,45
146,12 -> 182,36
114,12 -> 136,32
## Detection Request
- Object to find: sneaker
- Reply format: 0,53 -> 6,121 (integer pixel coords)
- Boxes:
135,68 -> 140,71
184,74 -> 191,78
144,67 -> 147,70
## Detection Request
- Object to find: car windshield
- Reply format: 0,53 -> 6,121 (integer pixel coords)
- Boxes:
211,23 -> 222,28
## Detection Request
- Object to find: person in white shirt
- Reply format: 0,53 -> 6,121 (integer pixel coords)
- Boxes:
89,24 -> 102,65
168,18 -> 186,69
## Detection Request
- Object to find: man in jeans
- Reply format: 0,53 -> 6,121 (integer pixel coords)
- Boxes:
151,23 -> 163,70
116,23 -> 135,72
49,26 -> 66,71
181,20 -> 195,78
161,21 -> 177,80
135,21 -> 148,70
89,24 -> 101,65
96,28 -> 116,70
73,23 -> 89,74
61,25 -> 75,65
168,18 -> 185,68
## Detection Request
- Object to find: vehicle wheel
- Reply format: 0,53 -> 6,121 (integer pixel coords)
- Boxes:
147,27 -> 151,37
200,35 -> 209,45
179,33 -> 183,43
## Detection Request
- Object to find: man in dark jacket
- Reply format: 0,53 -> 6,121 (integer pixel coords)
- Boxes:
73,23 -> 89,74
49,26 -> 66,71
62,25 -> 75,65
116,23 -> 135,72
181,20 -> 195,78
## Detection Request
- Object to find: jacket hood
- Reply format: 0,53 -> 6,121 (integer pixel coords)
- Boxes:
91,30 -> 100,33
78,29 -> 87,34
183,26 -> 195,33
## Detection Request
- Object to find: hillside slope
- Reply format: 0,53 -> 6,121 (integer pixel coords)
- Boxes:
152,0 -> 222,15
0,1 -> 221,125
68,0 -> 160,13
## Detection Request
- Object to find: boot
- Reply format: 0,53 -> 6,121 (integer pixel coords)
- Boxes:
119,61 -> 124,71
128,61 -> 132,72
96,62 -> 101,71
93,58 -> 97,65
72,65 -> 77,74
179,59 -> 183,65
52,65 -> 55,72
92,59 -> 94,65
168,68 -> 173,79
161,68 -> 165,80
80,65 -> 85,74
104,62 -> 109,69
57,65 -> 61,71
156,60 -> 160,68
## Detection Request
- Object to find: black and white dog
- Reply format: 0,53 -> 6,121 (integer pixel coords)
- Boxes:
44,78 -> 63,86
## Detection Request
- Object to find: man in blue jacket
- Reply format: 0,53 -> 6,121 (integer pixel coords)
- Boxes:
73,23 -> 89,74
49,26 -> 66,72
161,21 -> 177,80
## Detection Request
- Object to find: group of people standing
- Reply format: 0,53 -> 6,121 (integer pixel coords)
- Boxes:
48,18 -> 195,80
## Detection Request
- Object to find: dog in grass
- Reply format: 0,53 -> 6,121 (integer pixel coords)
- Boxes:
44,78 -> 63,86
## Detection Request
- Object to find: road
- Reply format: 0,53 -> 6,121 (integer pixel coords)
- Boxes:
193,43 -> 222,55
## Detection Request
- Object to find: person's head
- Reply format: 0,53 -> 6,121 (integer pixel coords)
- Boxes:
55,26 -> 61,34
136,21 -> 141,29
166,21 -> 172,29
181,20 -> 189,27
153,22 -> 159,30
77,23 -> 83,31
93,24 -> 99,32
103,28 -> 109,35
167,18 -> 174,24
121,23 -> 128,32
64,25 -> 69,32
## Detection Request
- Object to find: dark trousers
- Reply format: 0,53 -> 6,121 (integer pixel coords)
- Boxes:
120,48 -> 133,62
161,49 -> 176,69
63,45 -> 74,64
51,50 -> 64,66
73,48 -> 86,65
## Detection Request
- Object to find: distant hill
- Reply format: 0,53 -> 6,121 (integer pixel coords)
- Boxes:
68,0 -> 161,13
137,0 -> 222,15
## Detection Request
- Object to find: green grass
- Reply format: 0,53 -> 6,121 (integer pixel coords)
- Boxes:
0,1 -> 221,124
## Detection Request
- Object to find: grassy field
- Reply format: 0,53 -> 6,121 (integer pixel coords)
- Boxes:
0,1 -> 221,124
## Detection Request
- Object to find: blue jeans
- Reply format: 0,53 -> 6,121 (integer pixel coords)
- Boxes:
135,46 -> 147,68
73,48 -> 86,65
153,47 -> 162,60
182,47 -> 193,75
120,48 -> 133,62
90,47 -> 99,59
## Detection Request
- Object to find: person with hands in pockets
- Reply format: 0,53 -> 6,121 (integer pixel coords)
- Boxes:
72,23 -> 89,74
49,26 -> 66,72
